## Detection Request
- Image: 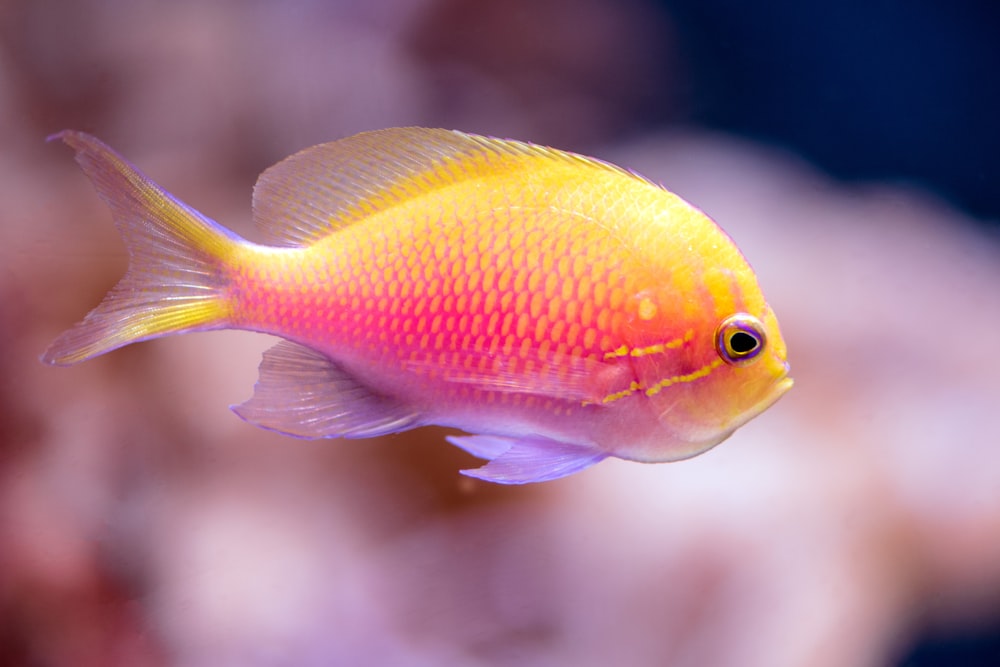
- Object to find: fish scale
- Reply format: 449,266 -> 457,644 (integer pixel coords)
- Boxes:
248,198 -> 619,374
42,127 -> 791,484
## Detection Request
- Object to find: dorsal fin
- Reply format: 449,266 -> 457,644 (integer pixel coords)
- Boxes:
251,127 -> 635,246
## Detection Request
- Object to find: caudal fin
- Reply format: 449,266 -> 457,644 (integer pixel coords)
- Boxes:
42,131 -> 243,366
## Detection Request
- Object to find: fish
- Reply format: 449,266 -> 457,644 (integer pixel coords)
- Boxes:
42,128 -> 792,484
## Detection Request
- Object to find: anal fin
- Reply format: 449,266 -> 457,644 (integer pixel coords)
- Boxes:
232,340 -> 420,439
448,434 -> 607,484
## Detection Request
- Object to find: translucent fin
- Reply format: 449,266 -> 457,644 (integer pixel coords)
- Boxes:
42,132 -> 241,365
403,350 -> 630,405
448,434 -> 607,484
232,340 -> 421,439
252,127 -> 640,246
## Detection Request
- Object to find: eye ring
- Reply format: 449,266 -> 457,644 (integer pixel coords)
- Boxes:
716,314 -> 766,366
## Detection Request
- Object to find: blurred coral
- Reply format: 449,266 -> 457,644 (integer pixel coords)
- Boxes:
2,1 -> 999,666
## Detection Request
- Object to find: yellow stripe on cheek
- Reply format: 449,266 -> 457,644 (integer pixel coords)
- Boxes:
593,381 -> 640,405
603,329 -> 693,360
645,358 -> 724,397
589,356 -> 724,406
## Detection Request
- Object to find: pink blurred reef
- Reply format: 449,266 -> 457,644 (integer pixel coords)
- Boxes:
2,1 -> 999,666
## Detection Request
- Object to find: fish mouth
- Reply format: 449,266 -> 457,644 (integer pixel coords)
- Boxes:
745,364 -> 793,419
761,367 -> 794,410
773,376 -> 794,398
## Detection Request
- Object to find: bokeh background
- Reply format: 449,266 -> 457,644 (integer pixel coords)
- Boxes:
2,1 -> 1000,665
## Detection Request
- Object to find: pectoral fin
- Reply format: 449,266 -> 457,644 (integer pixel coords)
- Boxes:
403,349 -> 630,405
448,434 -> 607,484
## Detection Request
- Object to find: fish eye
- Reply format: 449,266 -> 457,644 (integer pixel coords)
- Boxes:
716,314 -> 766,365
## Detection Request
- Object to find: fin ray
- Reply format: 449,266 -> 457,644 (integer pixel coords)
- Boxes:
403,349 -> 629,404
253,127 -> 639,246
449,434 -> 607,484
232,340 -> 421,438
42,132 -> 238,365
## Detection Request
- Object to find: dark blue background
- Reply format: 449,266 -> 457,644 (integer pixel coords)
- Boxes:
654,0 -> 1000,224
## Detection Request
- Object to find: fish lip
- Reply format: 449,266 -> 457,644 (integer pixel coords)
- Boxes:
773,362 -> 794,396
719,369 -> 793,435
748,367 -> 793,416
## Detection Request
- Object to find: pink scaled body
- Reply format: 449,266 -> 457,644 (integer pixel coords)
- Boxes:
44,128 -> 792,483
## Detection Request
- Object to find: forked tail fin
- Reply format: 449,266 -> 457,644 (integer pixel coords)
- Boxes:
42,131 -> 244,366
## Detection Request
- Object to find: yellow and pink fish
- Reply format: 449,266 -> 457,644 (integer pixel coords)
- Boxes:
43,128 -> 792,484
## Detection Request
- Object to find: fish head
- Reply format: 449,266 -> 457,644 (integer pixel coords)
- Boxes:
629,301 -> 792,461
608,194 -> 795,461
704,305 -> 792,430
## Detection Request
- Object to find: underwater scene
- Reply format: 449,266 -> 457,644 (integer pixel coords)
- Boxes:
1,1 -> 999,665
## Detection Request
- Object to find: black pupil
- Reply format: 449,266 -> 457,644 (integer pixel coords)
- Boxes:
729,331 -> 759,355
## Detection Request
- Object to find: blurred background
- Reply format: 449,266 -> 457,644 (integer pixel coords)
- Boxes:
2,0 -> 1000,665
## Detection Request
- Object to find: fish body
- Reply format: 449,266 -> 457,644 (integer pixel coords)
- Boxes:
43,128 -> 792,484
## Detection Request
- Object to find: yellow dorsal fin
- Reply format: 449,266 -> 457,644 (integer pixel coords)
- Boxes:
252,127 -> 638,246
